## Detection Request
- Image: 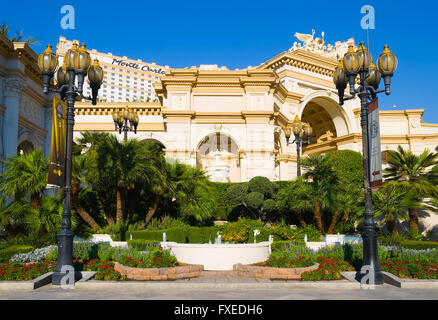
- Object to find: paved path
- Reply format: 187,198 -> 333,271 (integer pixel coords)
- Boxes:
1,284 -> 438,300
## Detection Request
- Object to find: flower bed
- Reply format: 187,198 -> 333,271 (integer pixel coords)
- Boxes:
380,259 -> 438,279
0,260 -> 56,281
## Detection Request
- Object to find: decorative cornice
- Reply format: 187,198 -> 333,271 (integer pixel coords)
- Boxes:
18,116 -> 47,138
257,51 -> 337,78
74,122 -> 165,132
74,102 -> 162,116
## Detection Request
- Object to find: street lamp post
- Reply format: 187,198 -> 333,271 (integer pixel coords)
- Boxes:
38,43 -> 104,285
333,42 -> 397,285
112,106 -> 139,141
284,116 -> 313,177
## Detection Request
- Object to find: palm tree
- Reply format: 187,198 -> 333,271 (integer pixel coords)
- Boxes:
302,154 -> 338,185
71,153 -> 100,229
0,23 -> 39,46
0,149 -> 48,210
77,132 -> 118,224
373,182 -> 418,235
327,186 -> 362,234
384,146 -> 438,234
276,178 -> 311,227
93,135 -> 155,223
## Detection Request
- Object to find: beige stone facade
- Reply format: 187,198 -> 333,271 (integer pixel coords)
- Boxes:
71,35 -> 438,182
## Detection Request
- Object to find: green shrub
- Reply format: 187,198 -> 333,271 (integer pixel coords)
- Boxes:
270,225 -> 322,243
0,245 -> 34,263
146,216 -> 189,230
399,240 -> 438,250
248,176 -> 274,198
127,239 -> 161,251
217,218 -> 264,243
271,241 -> 295,252
128,227 -> 187,243
378,233 -> 406,246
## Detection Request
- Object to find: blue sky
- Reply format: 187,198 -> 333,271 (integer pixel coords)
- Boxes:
2,0 -> 438,122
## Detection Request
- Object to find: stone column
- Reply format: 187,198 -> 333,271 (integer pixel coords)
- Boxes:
2,78 -> 26,158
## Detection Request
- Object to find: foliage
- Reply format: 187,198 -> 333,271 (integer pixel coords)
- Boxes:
146,216 -> 189,230
267,243 -> 316,268
301,256 -> 355,281
325,150 -> 364,188
378,233 -> 406,247
380,259 -> 438,279
127,239 -> 161,251
398,240 -> 438,250
0,245 -> 34,263
225,177 -> 277,221
114,247 -> 177,268
84,259 -> 127,280
383,145 -> 438,234
9,245 -> 57,263
217,218 -> 264,243
0,259 -> 56,281
269,224 -> 322,243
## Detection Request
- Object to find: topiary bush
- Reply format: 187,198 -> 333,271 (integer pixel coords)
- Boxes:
0,245 -> 34,263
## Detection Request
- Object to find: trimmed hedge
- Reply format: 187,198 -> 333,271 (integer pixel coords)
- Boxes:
127,239 -> 161,251
0,245 -> 34,263
400,241 -> 438,250
128,227 -> 219,244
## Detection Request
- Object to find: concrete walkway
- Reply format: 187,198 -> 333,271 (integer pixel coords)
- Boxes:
0,280 -> 438,300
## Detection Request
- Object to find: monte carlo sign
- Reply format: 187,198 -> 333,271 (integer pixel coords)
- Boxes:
111,58 -> 165,75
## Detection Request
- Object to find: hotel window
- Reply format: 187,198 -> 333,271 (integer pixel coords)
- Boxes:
112,68 -> 115,70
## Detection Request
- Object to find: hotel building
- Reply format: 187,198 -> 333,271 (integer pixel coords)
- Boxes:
1,32 -> 438,185
55,37 -> 169,103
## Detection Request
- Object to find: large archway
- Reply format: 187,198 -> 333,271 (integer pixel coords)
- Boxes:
196,132 -> 240,182
299,95 -> 350,151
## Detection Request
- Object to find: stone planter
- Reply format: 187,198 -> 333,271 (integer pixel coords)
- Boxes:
233,263 -> 319,280
114,262 -> 204,281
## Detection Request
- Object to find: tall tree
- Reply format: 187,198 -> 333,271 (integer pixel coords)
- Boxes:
383,146 -> 438,234
93,135 -> 154,223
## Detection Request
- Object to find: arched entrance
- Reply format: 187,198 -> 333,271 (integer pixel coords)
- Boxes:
17,140 -> 34,155
299,95 -> 350,153
196,132 -> 240,182
142,138 -> 166,151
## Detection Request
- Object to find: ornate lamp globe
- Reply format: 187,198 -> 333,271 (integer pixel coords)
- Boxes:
87,59 -> 104,86
365,61 -> 382,90
342,45 -> 360,73
292,116 -> 303,136
64,42 -> 79,70
112,109 -> 119,122
303,123 -> 313,137
285,126 -> 292,142
117,109 -> 124,126
134,113 -> 139,126
377,45 -> 398,74
357,42 -> 372,69
38,44 -> 58,73
333,59 -> 348,88
56,63 -> 70,86
75,43 -> 92,72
